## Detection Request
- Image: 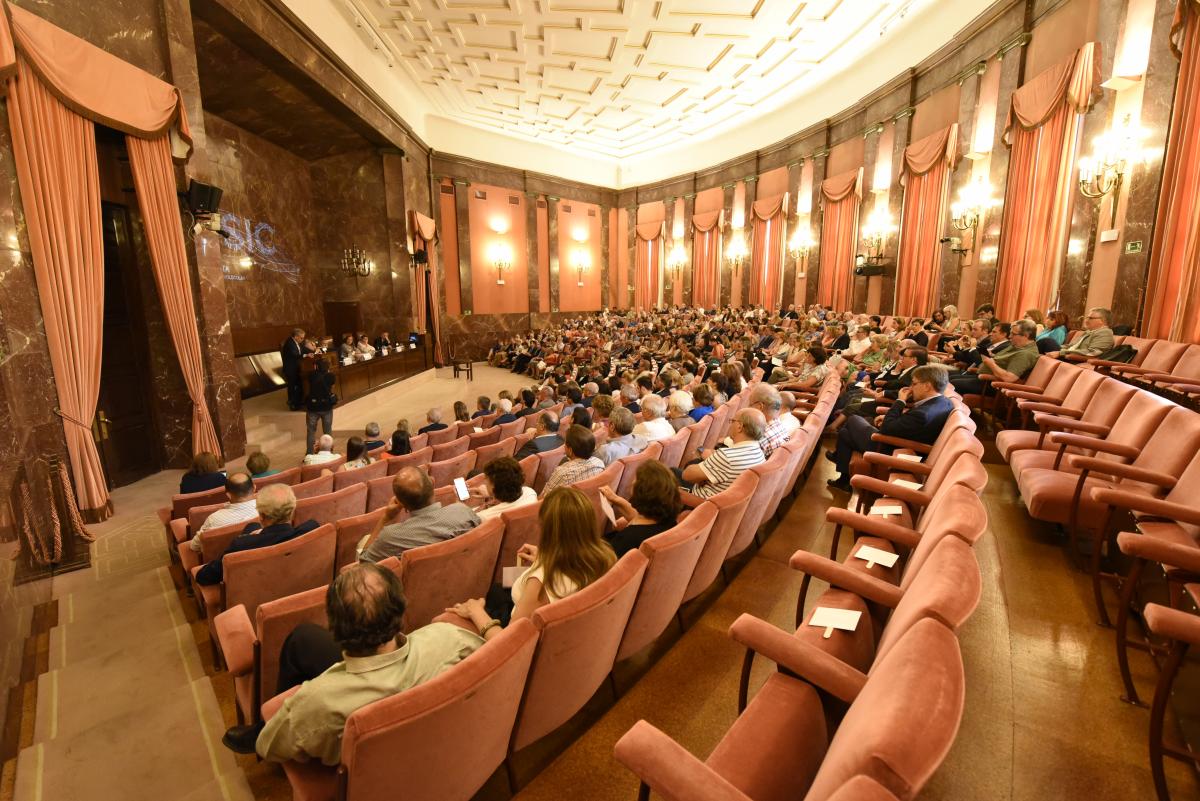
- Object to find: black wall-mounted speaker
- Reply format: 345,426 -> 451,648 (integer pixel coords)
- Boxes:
186,180 -> 223,215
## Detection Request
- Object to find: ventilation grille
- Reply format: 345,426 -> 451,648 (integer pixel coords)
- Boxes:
439,185 -> 454,195
474,190 -> 487,200
508,195 -> 520,205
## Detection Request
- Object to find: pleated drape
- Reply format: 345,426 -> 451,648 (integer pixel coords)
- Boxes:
750,193 -> 788,310
895,125 -> 958,316
6,56 -> 109,515
410,211 -> 445,363
1142,0 -> 1200,342
635,221 -> 662,310
994,42 -> 1099,320
127,135 -> 222,457
691,210 -> 722,307
817,169 -> 862,310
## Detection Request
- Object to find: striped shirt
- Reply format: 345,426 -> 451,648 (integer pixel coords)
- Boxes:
543,457 -> 605,494
693,441 -> 765,498
759,419 -> 790,459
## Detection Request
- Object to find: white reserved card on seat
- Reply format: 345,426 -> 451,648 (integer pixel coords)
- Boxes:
891,478 -> 923,490
809,607 -> 862,639
473,427 -> 484,433
599,494 -> 618,527
853,545 -> 900,569
502,565 -> 524,589
895,453 -> 922,462
869,503 -> 904,516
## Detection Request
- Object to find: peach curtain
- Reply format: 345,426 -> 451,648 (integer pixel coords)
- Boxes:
410,211 -> 445,364
691,209 -> 722,307
6,56 -> 109,515
1142,1 -> 1200,342
895,124 -> 959,316
994,42 -> 1099,320
750,193 -> 788,310
127,135 -> 222,458
817,169 -> 863,311
634,221 -> 662,310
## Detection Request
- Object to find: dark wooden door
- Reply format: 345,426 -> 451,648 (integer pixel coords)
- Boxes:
323,301 -> 361,345
95,203 -> 160,488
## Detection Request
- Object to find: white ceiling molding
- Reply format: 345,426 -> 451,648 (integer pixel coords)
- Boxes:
283,0 -> 995,188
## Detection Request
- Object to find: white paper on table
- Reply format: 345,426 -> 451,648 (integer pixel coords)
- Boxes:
895,453 -> 923,463
409,343 -> 416,349
869,504 -> 904,516
891,478 -> 923,491
501,565 -> 524,589
808,607 -> 862,639
599,494 -> 617,527
853,544 -> 900,569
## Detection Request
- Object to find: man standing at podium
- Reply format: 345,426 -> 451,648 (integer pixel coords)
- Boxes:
281,327 -> 305,411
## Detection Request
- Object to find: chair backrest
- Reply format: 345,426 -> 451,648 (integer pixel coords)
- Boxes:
224,523 -> 336,621
533,446 -> 566,493
253,585 -> 328,722
252,466 -> 300,489
334,508 -> 387,572
569,461 -> 624,531
198,519 -> 258,564
408,433 -> 429,452
726,450 -> 790,560
366,445 -> 387,461
427,451 -> 477,488
300,456 -> 345,482
467,426 -> 502,450
497,418 -> 525,440
682,470 -> 757,603
398,517 -> 504,631
517,453 -> 540,488
474,437 -> 517,471
1118,335 -> 1154,365
332,459 -> 389,490
700,405 -> 732,453
1087,388 -> 1175,460
477,410 -> 501,428
292,482 -> 368,527
614,442 -> 663,498
425,426 -> 460,448
616,501 -> 716,661
511,550 -> 648,751
170,485 -> 226,520
187,500 -> 230,534
1021,356 -> 1060,393
1055,365 -> 1104,411
387,446 -> 434,476
715,396 -> 743,440
1138,339 -> 1189,373
902,486 -> 989,584
1124,405 -> 1200,485
431,435 -> 470,463
496,500 -> 543,583
1169,345 -> 1200,381
922,435 -> 988,500
656,425 -> 691,470
803,619 -> 964,801
1029,360 -> 1084,403
1079,376 -> 1137,427
290,473 -> 335,500
339,619 -> 539,801
770,432 -> 810,509
365,475 -> 396,512
682,414 -> 713,464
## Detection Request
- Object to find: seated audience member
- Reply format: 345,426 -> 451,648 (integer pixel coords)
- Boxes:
418,408 -> 448,435
750,383 -> 789,458
843,327 -> 871,359
492,399 -> 518,426
474,457 -> 537,521
826,365 -> 954,492
1036,310 -> 1071,353
388,420 -> 412,456
835,347 -> 927,425
678,408 -> 767,498
633,395 -> 675,442
1046,307 -> 1115,359
689,384 -> 716,421
515,412 -> 564,459
303,435 -> 340,466
666,391 -> 694,432
619,383 -> 641,414
195,484 -> 318,585
373,331 -> 392,351
471,396 -> 492,419
515,389 -> 539,418
779,346 -> 829,392
590,394 -> 615,430
226,562 -> 484,758
950,320 -> 1039,395
246,451 -> 277,479
453,401 -> 471,424
596,407 -> 648,466
446,486 -> 616,628
190,473 -> 258,553
542,425 -> 604,494
600,462 -> 682,557
338,334 -> 356,361
362,422 -> 386,452
778,392 -> 801,434
339,437 -> 375,472
180,451 -> 226,495
535,386 -> 557,410
581,382 -> 599,408
560,386 -> 585,420
356,335 -> 376,356
358,467 -> 480,563
570,406 -> 593,430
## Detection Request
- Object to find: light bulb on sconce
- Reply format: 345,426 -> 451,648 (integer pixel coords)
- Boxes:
860,206 -> 897,262
569,246 -> 591,286
1079,113 -> 1146,229
949,176 -> 999,252
787,225 -> 815,260
488,241 -> 513,285
726,232 -> 748,272
571,226 -> 588,243
489,217 -> 510,235
666,241 -> 687,279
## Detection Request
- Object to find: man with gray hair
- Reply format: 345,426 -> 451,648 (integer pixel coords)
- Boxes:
581,382 -> 599,408
678,408 -> 767,499
303,434 -> 340,466
418,407 -> 447,435
666,391 -> 694,432
597,406 -> 648,465
363,422 -> 385,452
748,383 -> 789,458
492,398 -> 518,426
619,383 -> 641,414
778,391 -> 802,435
633,394 -> 674,442
950,319 -> 1039,395
195,483 -> 319,585
1048,307 -> 1114,359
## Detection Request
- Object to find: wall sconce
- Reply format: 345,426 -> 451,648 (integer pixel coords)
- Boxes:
1078,113 -> 1146,229
787,225 -> 815,261
860,206 -> 896,264
488,241 -> 513,285
949,176 -> 998,251
570,246 -> 591,286
341,245 -> 372,279
726,232 -> 748,272
489,217 -> 510,234
571,226 -> 588,243
666,241 -> 687,279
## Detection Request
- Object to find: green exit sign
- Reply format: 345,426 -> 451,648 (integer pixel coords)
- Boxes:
1124,241 -> 1143,254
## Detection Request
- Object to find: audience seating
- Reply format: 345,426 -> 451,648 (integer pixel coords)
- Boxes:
300,456 -> 346,482
699,404 -> 733,453
386,446 -> 434,475
293,483 -> 368,527
408,433 -> 429,452
332,460 -> 388,490
365,475 -> 395,512
996,372 -> 1132,460
680,471 -> 757,604
474,436 -> 517,470
613,442 -> 663,499
496,418 -> 525,440
427,451 -> 477,488
531,446 -> 567,494
334,508 -> 386,572
657,426 -> 691,470
425,426 -> 461,448
291,473 -> 336,500
253,466 -> 300,489
177,518 -> 256,583
496,500 -> 543,583
159,485 -> 225,560
396,517 -> 505,631
681,414 -> 713,465
1142,598 -> 1200,801
724,449 -> 791,563
431,434 -> 471,462
467,426 -> 502,449
570,462 -> 624,531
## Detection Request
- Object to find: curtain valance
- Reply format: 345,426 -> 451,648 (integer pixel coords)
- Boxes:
821,169 -> 862,203
751,192 -> 788,221
635,221 -> 664,241
411,211 -> 438,244
692,209 -> 723,233
1004,41 -> 1099,140
904,124 -> 959,178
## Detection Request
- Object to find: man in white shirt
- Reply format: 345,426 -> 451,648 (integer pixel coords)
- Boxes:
189,472 -> 259,553
303,435 -> 341,465
679,408 -> 767,499
778,391 -> 802,435
632,395 -> 675,442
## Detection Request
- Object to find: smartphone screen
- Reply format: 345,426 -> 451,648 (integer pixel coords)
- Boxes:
453,477 -> 470,501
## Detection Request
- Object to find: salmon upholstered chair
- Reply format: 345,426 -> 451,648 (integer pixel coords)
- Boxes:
616,502 -> 716,661
275,619 -> 540,801
1143,344 -> 1200,386
386,446 -> 433,476
613,618 -> 965,801
365,475 -> 396,512
427,451 -> 477,488
177,519 -> 256,583
732,535 -> 981,712
467,426 -> 502,450
332,460 -> 389,490
431,435 -> 471,463
300,456 -> 346,482
509,551 -> 648,762
532,446 -> 566,494
366,445 -> 387,461
396,517 -> 504,631
681,414 -> 714,465
997,360 -> 1085,429
218,524 -> 336,623
425,426 -> 461,448
513,429 -> 538,450
570,462 -> 625,531
681,471 -> 758,604
962,353 -> 1062,413
496,500 -> 543,583
474,437 -> 517,471
699,405 -> 732,453
253,466 -> 300,489
998,372 -> 1132,460
765,434 -> 809,522
179,500 -> 235,546
290,473 -> 336,501
496,418 -> 525,441
614,442 -> 663,499
407,433 -> 429,452
1141,598 -> 1200,801
292,483 -> 368,527
517,453 -> 540,488
1095,338 -> 1189,376
724,449 -> 791,562
159,485 -> 225,558
657,426 -> 691,470
477,410 -> 501,428
334,508 -> 387,572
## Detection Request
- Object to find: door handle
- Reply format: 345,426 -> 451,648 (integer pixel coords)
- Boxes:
96,410 -> 112,441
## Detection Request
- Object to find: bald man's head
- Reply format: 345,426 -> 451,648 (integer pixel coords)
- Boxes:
392,466 -> 434,511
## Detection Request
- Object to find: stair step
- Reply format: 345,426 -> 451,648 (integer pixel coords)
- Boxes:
244,421 -> 278,440
15,677 -> 253,801
49,586 -> 182,671
35,623 -> 204,744
56,566 -> 174,623
246,430 -> 294,456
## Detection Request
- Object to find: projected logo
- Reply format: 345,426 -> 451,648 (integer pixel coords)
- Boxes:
219,211 -> 301,284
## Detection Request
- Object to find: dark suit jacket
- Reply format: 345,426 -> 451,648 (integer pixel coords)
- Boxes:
281,338 -> 303,374
910,331 -> 929,347
493,413 -> 518,426
879,366 -> 917,400
195,519 -> 319,586
876,395 -> 954,453
418,422 -> 448,435
515,434 -> 565,460
832,334 -> 851,351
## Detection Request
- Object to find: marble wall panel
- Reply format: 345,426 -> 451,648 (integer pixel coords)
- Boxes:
9,0 -> 170,79
442,312 -> 533,362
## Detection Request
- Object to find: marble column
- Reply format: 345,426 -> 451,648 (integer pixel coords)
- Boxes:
807,151 -> 829,308
741,176 -> 757,306
781,161 -> 802,308
525,192 -> 540,313
885,110 -> 914,314
719,184 -> 735,307
662,197 -> 677,305
548,197 -> 561,312
599,204 -> 610,309
858,129 -> 881,313
681,193 -> 695,306
453,180 -> 472,314
381,150 -> 413,334
946,67 -> 985,311
626,206 -> 637,309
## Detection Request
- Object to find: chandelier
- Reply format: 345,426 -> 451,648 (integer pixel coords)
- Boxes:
341,245 -> 372,278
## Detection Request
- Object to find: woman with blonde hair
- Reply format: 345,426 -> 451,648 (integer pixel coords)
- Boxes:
942,305 -> 961,333
1024,308 -> 1046,335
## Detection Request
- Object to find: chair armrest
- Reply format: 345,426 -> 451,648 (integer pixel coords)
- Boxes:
824,507 -> 921,548
1004,389 -> 1052,402
1019,401 -> 1083,418
679,490 -> 705,508
728,614 -> 868,703
1087,359 -> 1145,372
1170,382 -> 1200,395
1090,489 -> 1200,526
787,550 -> 904,607
862,453 -> 933,476
170,518 -> 189,544
1144,602 -> 1200,645
1063,352 -> 1092,362
1117,532 -> 1200,573
1034,414 -> 1110,436
157,507 -> 172,526
1067,457 -> 1177,488
1048,433 -> 1138,459
613,721 -> 751,801
869,434 -> 932,454
178,543 -> 200,575
212,605 -> 256,677
850,475 -> 932,508
992,381 -> 1043,393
